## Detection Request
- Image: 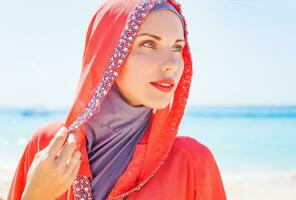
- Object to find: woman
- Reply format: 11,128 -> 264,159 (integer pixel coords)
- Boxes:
8,0 -> 226,199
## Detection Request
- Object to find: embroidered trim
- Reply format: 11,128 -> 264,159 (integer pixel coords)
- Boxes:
72,176 -> 93,200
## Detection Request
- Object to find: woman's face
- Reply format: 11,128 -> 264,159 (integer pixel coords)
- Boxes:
115,9 -> 185,109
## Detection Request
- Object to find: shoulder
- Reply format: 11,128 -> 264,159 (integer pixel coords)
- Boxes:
29,120 -> 65,151
172,136 -> 217,166
173,137 -> 227,199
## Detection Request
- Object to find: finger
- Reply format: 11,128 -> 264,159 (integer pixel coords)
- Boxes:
47,127 -> 68,156
65,159 -> 81,191
66,151 -> 81,176
71,159 -> 81,177
68,160 -> 81,187
55,134 -> 77,166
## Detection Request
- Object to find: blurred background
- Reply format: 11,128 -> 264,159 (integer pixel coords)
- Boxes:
0,0 -> 295,199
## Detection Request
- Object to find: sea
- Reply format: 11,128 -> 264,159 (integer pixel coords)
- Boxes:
0,106 -> 296,176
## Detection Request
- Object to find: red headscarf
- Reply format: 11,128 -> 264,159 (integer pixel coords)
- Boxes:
64,0 -> 193,198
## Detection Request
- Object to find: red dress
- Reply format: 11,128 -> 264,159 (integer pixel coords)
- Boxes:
8,0 -> 227,199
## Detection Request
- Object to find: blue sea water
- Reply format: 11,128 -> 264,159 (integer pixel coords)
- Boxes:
0,106 -> 295,174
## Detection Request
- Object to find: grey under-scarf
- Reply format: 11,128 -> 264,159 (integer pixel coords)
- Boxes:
84,2 -> 182,199
85,84 -> 152,200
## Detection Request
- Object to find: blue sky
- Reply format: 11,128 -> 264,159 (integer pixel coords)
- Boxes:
0,0 -> 295,108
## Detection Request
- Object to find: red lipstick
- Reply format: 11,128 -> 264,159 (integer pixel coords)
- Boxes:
150,78 -> 175,93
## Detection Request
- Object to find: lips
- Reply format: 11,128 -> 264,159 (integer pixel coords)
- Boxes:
150,78 -> 175,93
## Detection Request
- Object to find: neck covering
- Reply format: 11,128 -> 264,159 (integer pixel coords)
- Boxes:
63,0 -> 193,199
85,84 -> 152,200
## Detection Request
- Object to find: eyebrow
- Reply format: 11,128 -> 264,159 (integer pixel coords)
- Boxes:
137,33 -> 185,43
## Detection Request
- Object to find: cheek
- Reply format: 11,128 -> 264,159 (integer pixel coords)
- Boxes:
176,59 -> 185,83
124,52 -> 157,81
116,53 -> 152,90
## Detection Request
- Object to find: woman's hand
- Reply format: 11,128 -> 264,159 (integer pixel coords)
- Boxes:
21,127 -> 81,200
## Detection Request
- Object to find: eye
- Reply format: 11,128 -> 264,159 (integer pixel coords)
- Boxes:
173,45 -> 184,52
140,40 -> 156,49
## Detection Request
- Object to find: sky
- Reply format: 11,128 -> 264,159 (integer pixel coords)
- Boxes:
0,0 -> 295,109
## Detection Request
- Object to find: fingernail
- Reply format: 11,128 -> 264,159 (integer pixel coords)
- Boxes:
68,134 -> 76,143
59,127 -> 67,135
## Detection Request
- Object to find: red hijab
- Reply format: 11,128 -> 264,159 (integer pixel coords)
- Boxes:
63,0 -> 193,198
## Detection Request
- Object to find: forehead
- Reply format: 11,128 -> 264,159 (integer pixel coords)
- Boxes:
138,9 -> 184,39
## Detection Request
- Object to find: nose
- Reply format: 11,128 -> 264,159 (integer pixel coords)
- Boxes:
161,53 -> 179,75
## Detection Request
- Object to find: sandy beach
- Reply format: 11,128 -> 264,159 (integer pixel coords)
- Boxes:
223,170 -> 296,200
1,166 -> 295,200
0,167 -> 14,200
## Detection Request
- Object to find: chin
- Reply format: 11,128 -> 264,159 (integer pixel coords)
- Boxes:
144,98 -> 171,110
